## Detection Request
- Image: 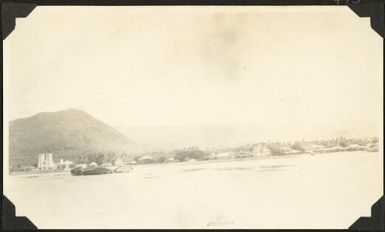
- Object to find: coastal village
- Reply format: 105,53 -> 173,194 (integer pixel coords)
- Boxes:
13,136 -> 379,175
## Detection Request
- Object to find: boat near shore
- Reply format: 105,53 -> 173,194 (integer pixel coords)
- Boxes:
70,163 -> 132,176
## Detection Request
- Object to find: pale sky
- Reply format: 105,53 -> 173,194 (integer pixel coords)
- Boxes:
4,6 -> 383,139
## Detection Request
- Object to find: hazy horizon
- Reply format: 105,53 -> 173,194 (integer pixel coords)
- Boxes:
7,107 -> 380,150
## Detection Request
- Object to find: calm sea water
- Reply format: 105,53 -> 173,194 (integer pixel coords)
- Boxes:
4,151 -> 383,229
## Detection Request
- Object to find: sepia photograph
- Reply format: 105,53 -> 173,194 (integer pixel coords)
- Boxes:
2,5 -> 384,229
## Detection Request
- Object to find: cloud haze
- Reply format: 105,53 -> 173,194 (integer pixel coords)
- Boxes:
4,6 -> 382,144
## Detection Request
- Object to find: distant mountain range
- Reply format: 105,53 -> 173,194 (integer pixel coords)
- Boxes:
9,109 -> 142,169
118,122 -> 380,150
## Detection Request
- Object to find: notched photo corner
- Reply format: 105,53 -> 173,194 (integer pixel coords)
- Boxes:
1,3 -> 384,230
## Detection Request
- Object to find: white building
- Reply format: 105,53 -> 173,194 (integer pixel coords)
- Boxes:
59,159 -> 73,171
127,160 -> 137,164
252,145 -> 271,157
166,157 -> 175,162
114,159 -> 124,167
37,153 -> 55,170
139,155 -> 153,163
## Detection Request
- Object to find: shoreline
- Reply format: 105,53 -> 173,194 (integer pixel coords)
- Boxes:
9,150 -> 378,176
10,170 -> 70,177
